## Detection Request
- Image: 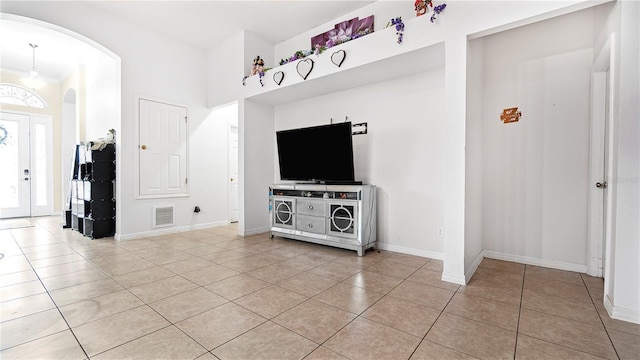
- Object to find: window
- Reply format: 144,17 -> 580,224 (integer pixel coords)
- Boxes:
0,83 -> 48,109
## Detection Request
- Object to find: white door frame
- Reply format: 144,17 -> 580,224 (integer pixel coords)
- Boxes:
228,122 -> 239,222
587,33 -> 616,280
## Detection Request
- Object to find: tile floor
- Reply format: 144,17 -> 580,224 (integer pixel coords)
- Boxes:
1,216 -> 639,359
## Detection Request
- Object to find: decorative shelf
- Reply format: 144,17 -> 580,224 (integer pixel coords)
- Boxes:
243,16 -> 446,105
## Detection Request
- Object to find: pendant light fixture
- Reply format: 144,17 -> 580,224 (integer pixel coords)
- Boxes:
21,43 -> 46,89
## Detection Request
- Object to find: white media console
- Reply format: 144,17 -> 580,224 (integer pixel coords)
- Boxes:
269,183 -> 376,256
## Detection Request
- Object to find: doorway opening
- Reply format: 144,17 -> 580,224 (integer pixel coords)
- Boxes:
1,13 -> 121,232
210,102 -> 239,223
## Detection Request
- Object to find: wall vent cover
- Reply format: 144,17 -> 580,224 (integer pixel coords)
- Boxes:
154,206 -> 174,228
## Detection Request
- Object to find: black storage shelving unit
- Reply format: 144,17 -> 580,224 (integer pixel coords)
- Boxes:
66,143 -> 116,239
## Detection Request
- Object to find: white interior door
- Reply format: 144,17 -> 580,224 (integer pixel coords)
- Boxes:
228,124 -> 239,222
599,69 -> 611,277
587,36 -> 614,278
138,98 -> 188,197
0,112 -> 53,219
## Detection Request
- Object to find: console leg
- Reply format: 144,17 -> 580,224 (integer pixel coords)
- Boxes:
357,248 -> 363,257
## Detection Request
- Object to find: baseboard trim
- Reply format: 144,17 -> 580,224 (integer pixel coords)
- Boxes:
465,251 -> 485,284
605,296 -> 640,324
441,272 -> 466,285
482,250 -> 587,273
192,221 -> 231,231
375,243 -> 443,260
115,220 -> 230,241
242,226 -> 269,237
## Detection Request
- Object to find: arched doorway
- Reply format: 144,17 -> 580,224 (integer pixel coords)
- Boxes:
0,14 -> 121,225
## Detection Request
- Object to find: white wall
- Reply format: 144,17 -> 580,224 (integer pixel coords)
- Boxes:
274,69 -> 446,257
464,37 -> 485,278
596,0 -> 640,324
84,55 -> 118,141
207,32 -> 244,108
611,0 -> 639,321
240,99 -> 274,235
2,1 -> 230,238
479,8 -> 595,269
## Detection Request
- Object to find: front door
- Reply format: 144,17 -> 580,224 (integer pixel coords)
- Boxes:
0,111 -> 53,218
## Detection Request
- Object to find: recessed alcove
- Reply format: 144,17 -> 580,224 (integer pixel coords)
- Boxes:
464,3 -> 611,275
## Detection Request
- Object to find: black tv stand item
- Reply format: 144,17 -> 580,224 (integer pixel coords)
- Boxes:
311,180 -> 363,185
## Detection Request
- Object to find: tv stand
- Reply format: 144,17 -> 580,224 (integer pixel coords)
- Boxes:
269,183 -> 376,256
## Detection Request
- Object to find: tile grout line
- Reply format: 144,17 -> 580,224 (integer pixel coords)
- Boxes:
512,264 -> 527,360
581,273 -> 622,360
406,278 -> 469,360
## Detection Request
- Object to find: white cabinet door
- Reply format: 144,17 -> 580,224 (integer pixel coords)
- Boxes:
138,99 -> 188,197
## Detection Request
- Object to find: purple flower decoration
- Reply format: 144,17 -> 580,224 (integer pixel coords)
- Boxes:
390,17 -> 405,44
430,3 -> 447,23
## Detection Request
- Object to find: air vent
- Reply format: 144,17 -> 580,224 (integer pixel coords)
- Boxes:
153,206 -> 174,228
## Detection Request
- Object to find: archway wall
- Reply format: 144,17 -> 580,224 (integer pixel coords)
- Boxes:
2,1 -> 226,238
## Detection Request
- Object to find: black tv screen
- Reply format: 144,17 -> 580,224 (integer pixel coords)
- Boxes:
276,122 -> 355,183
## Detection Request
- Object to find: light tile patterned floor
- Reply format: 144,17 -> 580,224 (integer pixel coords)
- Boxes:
1,216 -> 639,359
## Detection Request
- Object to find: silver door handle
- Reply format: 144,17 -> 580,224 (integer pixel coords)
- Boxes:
596,182 -> 607,189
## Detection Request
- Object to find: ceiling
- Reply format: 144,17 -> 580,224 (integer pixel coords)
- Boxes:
0,1 -> 375,82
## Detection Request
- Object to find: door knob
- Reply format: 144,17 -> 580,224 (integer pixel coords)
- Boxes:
596,182 -> 607,189
230,178 -> 234,182
141,145 -> 147,150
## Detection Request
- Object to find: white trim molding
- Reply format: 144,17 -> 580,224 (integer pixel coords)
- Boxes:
483,250 -> 587,273
242,226 -> 270,237
441,272 -> 466,285
375,243 -> 443,260
465,251 -> 485,284
604,295 -> 640,324
115,220 -> 230,240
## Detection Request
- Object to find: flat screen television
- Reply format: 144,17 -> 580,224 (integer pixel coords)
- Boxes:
276,122 -> 356,184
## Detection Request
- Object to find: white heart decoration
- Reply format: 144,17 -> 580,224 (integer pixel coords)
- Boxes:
273,71 -> 284,85
331,50 -> 346,67
296,59 -> 314,80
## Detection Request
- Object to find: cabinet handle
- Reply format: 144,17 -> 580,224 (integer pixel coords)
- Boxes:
308,205 -> 313,210
308,223 -> 313,228
141,145 -> 147,150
